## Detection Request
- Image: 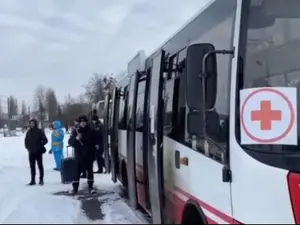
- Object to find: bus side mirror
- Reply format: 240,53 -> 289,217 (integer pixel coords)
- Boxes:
186,43 -> 217,111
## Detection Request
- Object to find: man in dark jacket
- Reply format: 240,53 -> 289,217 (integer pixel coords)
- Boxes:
71,118 -> 87,178
25,118 -> 48,186
91,115 -> 104,173
68,115 -> 96,194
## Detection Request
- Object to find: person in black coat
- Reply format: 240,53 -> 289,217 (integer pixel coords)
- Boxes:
71,118 -> 87,178
24,118 -> 48,186
68,115 -> 97,194
91,115 -> 104,173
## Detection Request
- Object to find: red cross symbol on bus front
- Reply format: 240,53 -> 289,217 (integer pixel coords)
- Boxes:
251,100 -> 282,130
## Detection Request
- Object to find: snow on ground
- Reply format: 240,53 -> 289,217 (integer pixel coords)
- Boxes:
0,132 -> 146,224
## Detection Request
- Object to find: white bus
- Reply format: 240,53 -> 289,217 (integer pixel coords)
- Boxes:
103,0 -> 300,224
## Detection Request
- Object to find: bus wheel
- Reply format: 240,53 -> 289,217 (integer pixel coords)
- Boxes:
121,161 -> 128,188
181,203 -> 205,225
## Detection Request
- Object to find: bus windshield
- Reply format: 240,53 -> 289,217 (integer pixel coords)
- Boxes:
239,0 -> 300,155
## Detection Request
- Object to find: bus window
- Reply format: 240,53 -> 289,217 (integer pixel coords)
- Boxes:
163,55 -> 179,137
108,100 -> 112,129
185,0 -> 236,162
164,78 -> 178,136
136,81 -> 146,132
176,50 -> 187,143
238,0 -> 300,171
127,75 -> 136,127
118,86 -> 128,130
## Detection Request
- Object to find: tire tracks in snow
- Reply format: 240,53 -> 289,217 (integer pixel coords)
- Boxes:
0,136 -> 34,223
0,186 -> 31,223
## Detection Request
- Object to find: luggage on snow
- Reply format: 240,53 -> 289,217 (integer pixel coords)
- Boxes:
61,145 -> 76,184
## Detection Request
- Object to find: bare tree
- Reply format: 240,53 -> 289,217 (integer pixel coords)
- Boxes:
84,73 -> 117,104
20,101 -> 29,127
102,76 -> 117,94
29,72 -> 118,128
84,73 -> 105,104
77,94 -> 87,103
7,96 -> 18,119
45,88 -> 58,122
60,95 -> 88,126
33,85 -> 47,129
21,101 -> 27,115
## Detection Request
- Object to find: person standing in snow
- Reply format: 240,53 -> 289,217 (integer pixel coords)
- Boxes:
68,115 -> 97,194
71,118 -> 87,178
91,115 -> 104,173
49,120 -> 65,171
24,118 -> 48,186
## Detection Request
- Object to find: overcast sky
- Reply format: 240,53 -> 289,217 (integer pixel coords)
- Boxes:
0,0 -> 209,107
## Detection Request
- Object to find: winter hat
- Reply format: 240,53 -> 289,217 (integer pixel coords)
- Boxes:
78,115 -> 88,122
29,118 -> 38,123
29,118 -> 38,127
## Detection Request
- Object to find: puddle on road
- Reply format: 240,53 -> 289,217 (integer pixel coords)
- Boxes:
53,189 -> 115,221
80,198 -> 103,220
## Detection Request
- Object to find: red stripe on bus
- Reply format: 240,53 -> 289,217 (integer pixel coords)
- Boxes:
118,154 -> 242,224
206,218 -> 218,224
165,187 -> 218,224
174,187 -> 241,224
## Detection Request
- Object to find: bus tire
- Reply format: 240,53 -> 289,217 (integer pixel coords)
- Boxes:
181,200 -> 206,225
121,160 -> 128,188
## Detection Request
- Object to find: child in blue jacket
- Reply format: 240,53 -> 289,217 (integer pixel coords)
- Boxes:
50,120 -> 64,171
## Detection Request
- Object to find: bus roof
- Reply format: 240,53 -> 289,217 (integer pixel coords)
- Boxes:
116,74 -> 130,88
119,0 -> 227,87
146,0 -> 215,59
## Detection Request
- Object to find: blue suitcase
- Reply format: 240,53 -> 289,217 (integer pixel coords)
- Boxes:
61,146 -> 76,184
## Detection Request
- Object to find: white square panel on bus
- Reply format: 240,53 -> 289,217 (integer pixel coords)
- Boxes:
127,50 -> 146,76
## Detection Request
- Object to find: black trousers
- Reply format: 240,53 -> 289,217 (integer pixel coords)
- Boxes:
80,160 -> 87,175
72,156 -> 94,191
29,152 -> 44,181
95,149 -> 104,172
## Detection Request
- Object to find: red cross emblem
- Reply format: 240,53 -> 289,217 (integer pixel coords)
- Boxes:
251,100 -> 282,130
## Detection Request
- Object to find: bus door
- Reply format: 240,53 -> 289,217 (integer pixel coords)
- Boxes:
127,70 -> 150,210
147,51 -> 165,224
110,87 -> 120,183
134,71 -> 151,212
127,72 -> 139,209
103,94 -> 111,174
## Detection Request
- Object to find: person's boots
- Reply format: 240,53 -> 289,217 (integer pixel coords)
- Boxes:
70,189 -> 78,195
71,182 -> 79,195
39,177 -> 44,186
88,180 -> 95,194
27,177 -> 36,186
89,188 -> 96,194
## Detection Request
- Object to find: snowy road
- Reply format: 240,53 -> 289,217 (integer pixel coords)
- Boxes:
0,132 -> 145,224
